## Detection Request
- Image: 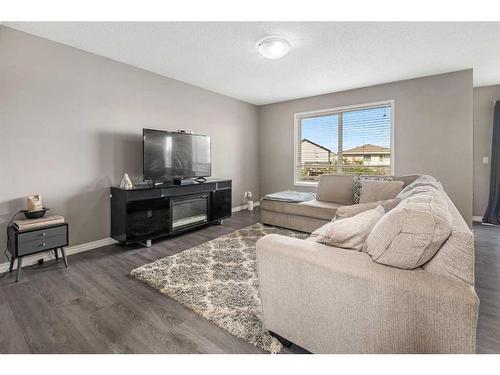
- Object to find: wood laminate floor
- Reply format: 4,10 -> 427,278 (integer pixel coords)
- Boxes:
0,211 -> 498,353
0,210 -> 305,354
473,222 -> 500,354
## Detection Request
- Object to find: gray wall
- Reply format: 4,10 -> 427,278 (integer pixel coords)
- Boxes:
259,70 -> 474,225
0,27 -> 259,247
473,85 -> 500,217
0,26 -> 477,251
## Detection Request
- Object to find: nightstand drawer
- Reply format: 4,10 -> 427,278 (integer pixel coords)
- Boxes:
17,234 -> 68,256
18,225 -> 67,243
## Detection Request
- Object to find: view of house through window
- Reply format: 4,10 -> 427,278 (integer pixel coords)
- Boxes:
295,103 -> 392,183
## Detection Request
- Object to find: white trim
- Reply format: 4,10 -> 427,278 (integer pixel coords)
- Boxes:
232,201 -> 260,212
293,112 -> 302,186
294,100 -> 395,118
294,181 -> 318,187
293,100 -> 395,187
0,206 -> 258,274
472,216 -> 500,226
0,237 -> 118,273
391,100 -> 396,174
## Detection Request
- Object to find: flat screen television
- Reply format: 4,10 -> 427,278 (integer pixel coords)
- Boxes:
143,128 -> 211,182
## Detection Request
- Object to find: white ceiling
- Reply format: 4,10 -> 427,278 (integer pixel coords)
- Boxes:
4,22 -> 500,105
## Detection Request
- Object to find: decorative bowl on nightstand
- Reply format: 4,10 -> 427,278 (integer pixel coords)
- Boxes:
21,207 -> 50,219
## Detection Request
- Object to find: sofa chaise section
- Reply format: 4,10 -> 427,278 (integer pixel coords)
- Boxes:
261,174 -> 418,233
260,199 -> 341,233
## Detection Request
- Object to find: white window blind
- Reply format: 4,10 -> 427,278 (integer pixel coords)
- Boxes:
295,103 -> 392,184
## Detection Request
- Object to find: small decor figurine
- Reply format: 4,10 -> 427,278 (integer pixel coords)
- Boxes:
23,194 -> 49,219
120,173 -> 134,190
27,194 -> 43,211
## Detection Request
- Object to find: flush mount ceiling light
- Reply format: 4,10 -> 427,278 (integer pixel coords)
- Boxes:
257,36 -> 292,59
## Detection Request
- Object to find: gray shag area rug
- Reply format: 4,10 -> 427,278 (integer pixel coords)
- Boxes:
130,223 -> 307,353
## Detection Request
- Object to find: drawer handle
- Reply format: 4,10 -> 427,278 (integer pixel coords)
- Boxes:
40,243 -> 47,247
40,233 -> 47,237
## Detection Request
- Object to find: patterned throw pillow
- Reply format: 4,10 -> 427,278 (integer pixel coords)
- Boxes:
353,176 -> 393,204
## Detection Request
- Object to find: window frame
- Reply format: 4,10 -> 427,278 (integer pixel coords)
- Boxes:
293,100 -> 395,187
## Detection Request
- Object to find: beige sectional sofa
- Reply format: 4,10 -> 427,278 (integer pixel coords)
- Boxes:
260,174 -> 418,233
256,175 -> 479,353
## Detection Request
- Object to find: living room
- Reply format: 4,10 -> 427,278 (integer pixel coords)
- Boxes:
1,1 -> 500,373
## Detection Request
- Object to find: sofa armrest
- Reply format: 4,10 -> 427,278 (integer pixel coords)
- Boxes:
256,234 -> 479,353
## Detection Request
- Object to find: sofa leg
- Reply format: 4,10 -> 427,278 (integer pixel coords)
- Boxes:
269,331 -> 292,348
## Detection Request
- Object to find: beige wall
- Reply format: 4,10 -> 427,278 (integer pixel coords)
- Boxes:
259,70 -> 474,225
473,85 -> 500,217
0,27 -> 259,247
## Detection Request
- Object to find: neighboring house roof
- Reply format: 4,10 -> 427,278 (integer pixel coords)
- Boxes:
342,144 -> 390,155
301,139 -> 335,154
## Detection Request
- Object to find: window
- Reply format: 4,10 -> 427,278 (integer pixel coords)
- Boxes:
294,101 -> 393,184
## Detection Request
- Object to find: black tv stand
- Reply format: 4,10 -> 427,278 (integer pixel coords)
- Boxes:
110,178 -> 232,246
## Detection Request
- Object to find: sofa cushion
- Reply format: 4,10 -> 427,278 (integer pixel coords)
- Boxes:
309,206 -> 385,250
363,191 -> 453,269
423,189 -> 475,285
335,198 -> 401,220
353,176 -> 393,204
359,180 -> 404,203
397,175 -> 440,200
260,198 -> 340,220
424,230 -> 474,285
393,174 -> 420,188
316,174 -> 354,205
261,210 -> 328,233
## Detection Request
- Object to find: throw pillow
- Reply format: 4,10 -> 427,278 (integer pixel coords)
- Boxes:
309,205 -> 385,250
359,180 -> 404,203
316,174 -> 355,205
393,174 -> 420,187
363,191 -> 452,269
334,198 -> 401,220
397,175 -> 440,200
353,176 -> 392,204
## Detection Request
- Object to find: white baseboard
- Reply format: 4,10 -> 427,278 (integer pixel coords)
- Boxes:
0,204 -> 259,274
232,201 -> 260,212
0,237 -> 117,274
472,215 -> 500,226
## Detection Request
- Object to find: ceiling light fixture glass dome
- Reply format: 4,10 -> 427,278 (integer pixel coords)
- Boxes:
257,36 -> 292,59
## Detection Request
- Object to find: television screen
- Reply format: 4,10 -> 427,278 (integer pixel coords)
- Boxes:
143,129 -> 211,181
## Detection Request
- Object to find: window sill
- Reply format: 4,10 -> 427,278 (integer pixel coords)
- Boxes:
294,181 -> 318,187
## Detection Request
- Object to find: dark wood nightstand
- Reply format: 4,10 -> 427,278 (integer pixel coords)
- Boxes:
7,223 -> 69,282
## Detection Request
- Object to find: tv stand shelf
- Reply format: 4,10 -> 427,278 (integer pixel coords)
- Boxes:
110,178 -> 232,245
